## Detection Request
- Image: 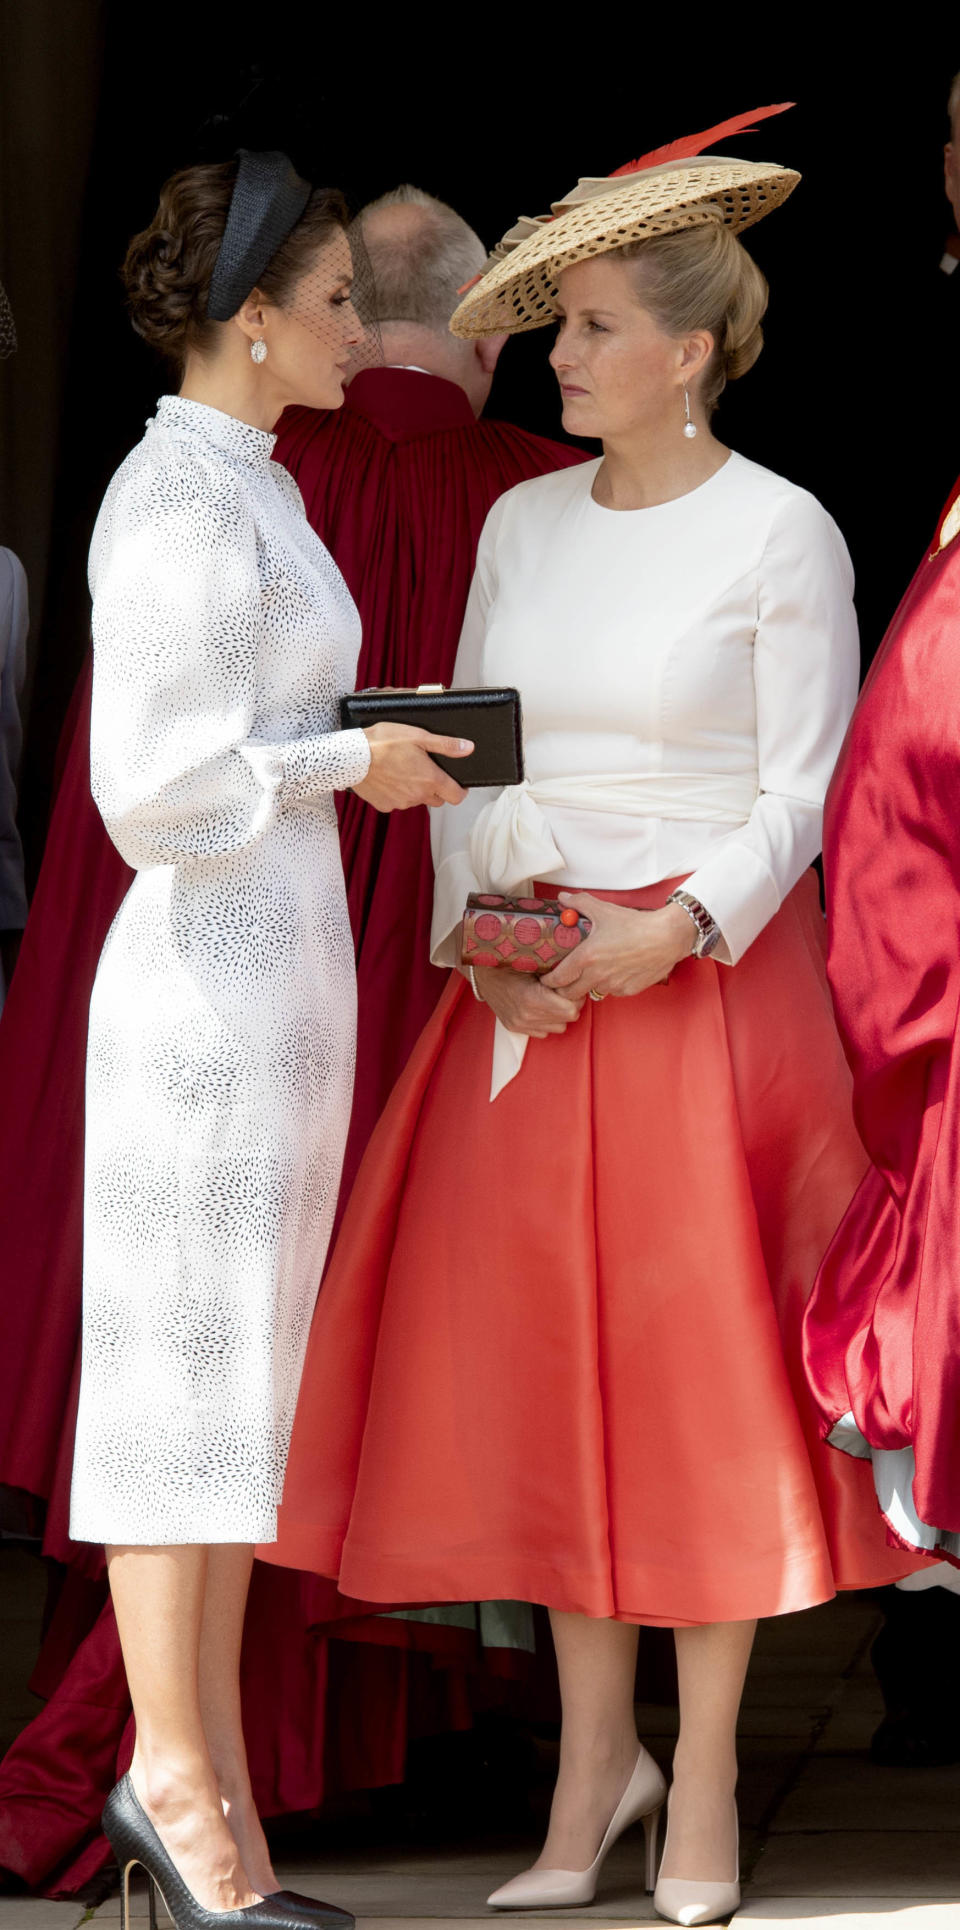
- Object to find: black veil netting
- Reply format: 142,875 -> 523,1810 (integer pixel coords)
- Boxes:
279,206 -> 383,379
205,147 -> 382,377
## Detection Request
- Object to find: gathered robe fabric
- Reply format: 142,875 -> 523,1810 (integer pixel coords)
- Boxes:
0,547 -> 29,974
275,370 -> 587,1207
803,484 -> 960,1561
0,368 -> 583,1894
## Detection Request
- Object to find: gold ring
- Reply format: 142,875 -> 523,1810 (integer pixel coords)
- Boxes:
589,988 -> 606,1002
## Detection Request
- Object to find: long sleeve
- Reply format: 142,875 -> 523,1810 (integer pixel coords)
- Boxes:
683,491 -> 860,964
429,496 -> 507,966
0,548 -> 29,930
90,468 -> 371,872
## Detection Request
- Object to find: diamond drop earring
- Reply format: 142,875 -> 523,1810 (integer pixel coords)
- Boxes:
250,339 -> 268,365
683,386 -> 697,439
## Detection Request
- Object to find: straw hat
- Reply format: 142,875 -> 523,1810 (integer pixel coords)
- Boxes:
451,105 -> 800,338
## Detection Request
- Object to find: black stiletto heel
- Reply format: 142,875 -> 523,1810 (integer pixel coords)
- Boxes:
118,1855 -> 159,1930
104,1775 -> 352,1929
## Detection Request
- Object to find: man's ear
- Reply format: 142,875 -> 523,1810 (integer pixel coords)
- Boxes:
476,331 -> 509,376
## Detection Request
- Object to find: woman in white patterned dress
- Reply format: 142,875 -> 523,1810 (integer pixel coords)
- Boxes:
70,155 -> 470,1929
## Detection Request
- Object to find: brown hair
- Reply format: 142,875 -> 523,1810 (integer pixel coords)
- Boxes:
614,222 -> 769,413
122,159 -> 349,365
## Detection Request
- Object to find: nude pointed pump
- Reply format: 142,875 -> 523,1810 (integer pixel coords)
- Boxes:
653,1795 -> 740,1927
486,1745 -> 667,1909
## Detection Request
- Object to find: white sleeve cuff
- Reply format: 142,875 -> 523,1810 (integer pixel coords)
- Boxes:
682,841 -> 783,966
430,848 -> 482,968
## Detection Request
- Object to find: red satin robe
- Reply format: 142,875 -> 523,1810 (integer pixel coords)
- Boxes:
803,479 -> 960,1562
0,369 -> 584,1895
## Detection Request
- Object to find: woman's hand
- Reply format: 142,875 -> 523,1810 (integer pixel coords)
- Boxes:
467,965 -> 584,1039
352,722 -> 473,813
540,892 -> 696,1000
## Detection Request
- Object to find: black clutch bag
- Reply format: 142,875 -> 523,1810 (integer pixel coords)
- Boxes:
339,685 -> 524,788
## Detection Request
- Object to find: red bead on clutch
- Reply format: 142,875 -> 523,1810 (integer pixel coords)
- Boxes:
460,893 -> 592,974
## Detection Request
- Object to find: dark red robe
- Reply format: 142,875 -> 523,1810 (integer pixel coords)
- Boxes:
803,479 -> 960,1561
276,370 -> 587,1206
0,369 -> 583,1895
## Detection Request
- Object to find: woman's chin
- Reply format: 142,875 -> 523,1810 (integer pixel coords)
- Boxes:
560,397 -> 599,437
300,374 -> 347,412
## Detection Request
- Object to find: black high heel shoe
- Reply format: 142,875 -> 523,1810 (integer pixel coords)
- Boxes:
103,1776 -> 354,1930
265,1892 -> 354,1927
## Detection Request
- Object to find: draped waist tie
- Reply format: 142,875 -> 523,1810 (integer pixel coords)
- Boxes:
467,770 -> 759,1100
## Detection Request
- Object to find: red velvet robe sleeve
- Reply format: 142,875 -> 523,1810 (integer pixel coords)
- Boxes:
803,505 -> 960,1536
0,657 -> 132,1552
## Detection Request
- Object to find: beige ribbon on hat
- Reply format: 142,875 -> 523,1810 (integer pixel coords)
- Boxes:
482,161 -> 728,271
469,769 -> 759,1099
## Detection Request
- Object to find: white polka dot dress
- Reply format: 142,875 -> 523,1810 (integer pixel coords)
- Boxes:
69,395 -> 372,1546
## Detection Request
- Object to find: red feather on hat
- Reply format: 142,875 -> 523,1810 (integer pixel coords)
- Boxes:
609,103 -> 794,178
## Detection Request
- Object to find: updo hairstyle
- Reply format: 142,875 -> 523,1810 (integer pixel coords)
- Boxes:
614,221 -> 768,413
122,160 -> 349,366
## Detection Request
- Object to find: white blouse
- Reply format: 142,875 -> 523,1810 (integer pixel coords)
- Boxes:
431,452 -> 859,1095
433,449 -> 858,951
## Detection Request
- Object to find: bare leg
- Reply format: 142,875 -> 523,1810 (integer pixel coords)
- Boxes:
659,1618 -> 756,1881
533,1609 -> 641,1872
107,1544 -> 261,1914
198,1545 -> 279,1897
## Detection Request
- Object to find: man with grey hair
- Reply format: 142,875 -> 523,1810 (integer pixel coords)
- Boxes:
358,184 -> 506,416
275,182 -> 585,1200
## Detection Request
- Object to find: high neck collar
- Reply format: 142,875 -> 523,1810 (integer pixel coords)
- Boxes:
153,394 -> 278,469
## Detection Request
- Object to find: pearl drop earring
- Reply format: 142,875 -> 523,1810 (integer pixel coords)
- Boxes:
250,339 -> 267,365
683,386 -> 697,439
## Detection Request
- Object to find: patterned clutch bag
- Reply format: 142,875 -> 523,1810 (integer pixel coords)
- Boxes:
460,893 -> 593,974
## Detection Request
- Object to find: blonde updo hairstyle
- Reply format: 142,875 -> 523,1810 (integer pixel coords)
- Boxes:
122,159 -> 348,369
613,220 -> 768,413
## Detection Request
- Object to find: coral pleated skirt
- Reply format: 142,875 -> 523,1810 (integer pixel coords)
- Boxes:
263,874 -> 918,1625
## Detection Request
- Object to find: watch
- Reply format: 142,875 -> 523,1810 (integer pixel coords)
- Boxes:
666,889 -> 722,959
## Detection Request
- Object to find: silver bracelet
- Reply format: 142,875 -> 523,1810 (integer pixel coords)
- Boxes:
666,889 -> 722,959
465,963 -> 485,1002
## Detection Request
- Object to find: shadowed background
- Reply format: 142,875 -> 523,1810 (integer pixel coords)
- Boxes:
1,6 -> 957,878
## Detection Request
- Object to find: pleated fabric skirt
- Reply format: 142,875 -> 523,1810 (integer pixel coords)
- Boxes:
264,872 -> 920,1625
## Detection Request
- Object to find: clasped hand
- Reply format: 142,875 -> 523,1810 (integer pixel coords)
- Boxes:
467,893 -> 696,1039
468,968 -> 583,1040
353,720 -> 472,813
541,893 -> 696,1001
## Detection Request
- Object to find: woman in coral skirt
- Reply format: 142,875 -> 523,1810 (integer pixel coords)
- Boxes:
263,117 -> 922,1926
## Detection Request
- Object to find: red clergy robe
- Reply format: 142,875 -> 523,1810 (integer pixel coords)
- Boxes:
0,370 -> 583,1895
803,480 -> 960,1556
275,369 -> 587,1207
